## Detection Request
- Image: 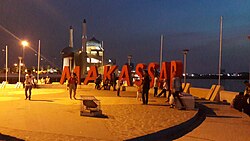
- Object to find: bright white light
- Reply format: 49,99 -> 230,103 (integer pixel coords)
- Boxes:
21,40 -> 29,47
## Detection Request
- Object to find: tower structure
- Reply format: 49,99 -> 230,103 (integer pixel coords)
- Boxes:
81,19 -> 88,75
61,26 -> 74,71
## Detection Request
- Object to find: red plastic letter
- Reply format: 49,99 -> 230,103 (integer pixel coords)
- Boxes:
170,61 -> 183,89
118,65 -> 131,86
148,62 -> 159,88
60,66 -> 71,84
134,63 -> 147,86
83,66 -> 98,85
103,65 -> 118,81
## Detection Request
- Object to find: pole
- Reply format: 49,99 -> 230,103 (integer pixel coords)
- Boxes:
37,40 -> 40,81
184,53 -> 187,84
22,45 -> 25,66
182,49 -> 189,84
247,36 -> 250,82
249,64 -> 250,83
218,16 -> 223,85
18,57 -> 22,83
5,45 -> 8,82
160,35 -> 163,69
101,41 -> 104,67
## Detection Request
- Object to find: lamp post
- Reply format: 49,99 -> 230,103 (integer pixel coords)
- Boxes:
18,57 -> 22,83
101,41 -> 104,67
5,45 -> 8,83
21,40 -> 29,67
37,40 -> 41,81
182,49 -> 189,84
160,35 -> 164,70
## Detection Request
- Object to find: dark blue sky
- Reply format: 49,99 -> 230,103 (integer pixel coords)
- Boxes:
0,0 -> 250,74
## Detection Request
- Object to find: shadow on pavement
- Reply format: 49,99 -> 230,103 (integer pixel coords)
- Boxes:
147,104 -> 169,107
199,103 -> 242,119
126,103 -> 206,141
30,99 -> 54,102
126,101 -> 241,141
0,133 -> 24,141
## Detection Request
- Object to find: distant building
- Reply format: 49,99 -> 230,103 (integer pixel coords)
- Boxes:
61,20 -> 105,78
86,37 -> 104,71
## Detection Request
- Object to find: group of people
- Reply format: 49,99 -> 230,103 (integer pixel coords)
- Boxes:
23,70 -> 79,100
95,74 -> 125,97
232,81 -> 250,116
25,69 -> 250,114
95,74 -> 118,91
139,70 -> 186,110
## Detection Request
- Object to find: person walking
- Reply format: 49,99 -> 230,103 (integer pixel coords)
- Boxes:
157,79 -> 168,97
153,76 -> 159,97
68,73 -> 78,99
142,70 -> 150,105
171,76 -> 185,110
24,70 -> 34,100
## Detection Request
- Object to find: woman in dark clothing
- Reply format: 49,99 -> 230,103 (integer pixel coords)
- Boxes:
142,70 -> 150,105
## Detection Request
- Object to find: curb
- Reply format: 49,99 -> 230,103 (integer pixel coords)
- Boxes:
126,103 -> 206,141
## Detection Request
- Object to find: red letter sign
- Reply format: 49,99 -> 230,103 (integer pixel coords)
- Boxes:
134,63 -> 147,86
60,66 -> 71,84
83,66 -> 98,85
103,65 -> 118,81
170,61 -> 183,89
119,65 -> 131,86
148,62 -> 159,88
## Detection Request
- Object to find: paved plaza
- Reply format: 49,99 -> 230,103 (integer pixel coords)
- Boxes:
0,85 -> 249,141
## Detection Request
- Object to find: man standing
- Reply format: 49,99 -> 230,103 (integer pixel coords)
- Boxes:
24,70 -> 34,100
172,76 -> 185,110
68,73 -> 78,99
142,70 -> 150,105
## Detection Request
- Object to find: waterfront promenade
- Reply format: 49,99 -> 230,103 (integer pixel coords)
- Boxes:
0,85 -> 249,141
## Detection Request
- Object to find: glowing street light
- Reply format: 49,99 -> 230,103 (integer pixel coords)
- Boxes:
21,40 -> 29,47
21,40 -> 29,66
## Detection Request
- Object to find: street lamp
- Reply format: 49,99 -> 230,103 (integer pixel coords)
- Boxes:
2,46 -> 8,82
21,40 -> 29,67
5,45 -> 8,83
160,35 -> 164,70
37,40 -> 41,81
101,41 -> 104,67
182,49 -> 189,84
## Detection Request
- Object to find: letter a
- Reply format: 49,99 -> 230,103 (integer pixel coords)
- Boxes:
84,66 -> 98,85
119,65 -> 131,86
60,66 -> 71,84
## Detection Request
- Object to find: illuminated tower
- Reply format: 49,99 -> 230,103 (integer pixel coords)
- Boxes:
82,19 -> 87,52
61,26 -> 74,71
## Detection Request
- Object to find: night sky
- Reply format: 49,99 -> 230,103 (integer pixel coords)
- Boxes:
0,0 -> 250,74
